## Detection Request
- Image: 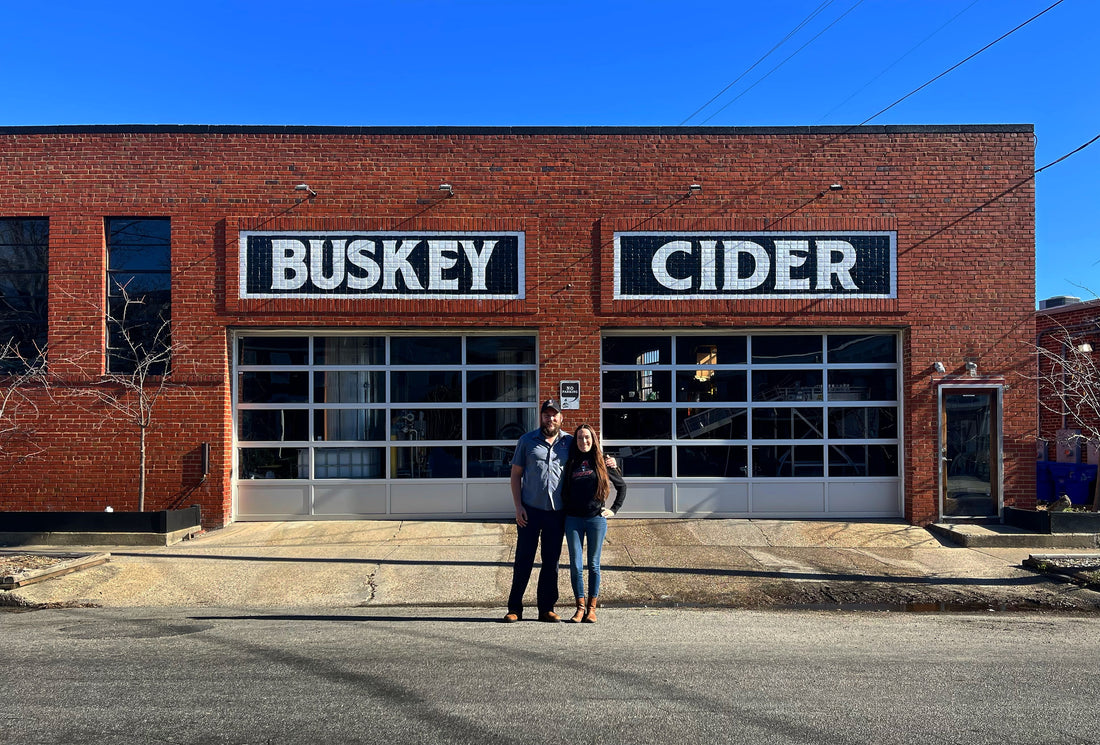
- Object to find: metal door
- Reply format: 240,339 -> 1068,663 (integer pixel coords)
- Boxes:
939,386 -> 1002,518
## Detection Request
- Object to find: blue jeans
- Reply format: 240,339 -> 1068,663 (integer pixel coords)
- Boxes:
507,505 -> 565,615
564,514 -> 608,598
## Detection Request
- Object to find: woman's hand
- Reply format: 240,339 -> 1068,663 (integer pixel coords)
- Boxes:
601,508 -> 614,518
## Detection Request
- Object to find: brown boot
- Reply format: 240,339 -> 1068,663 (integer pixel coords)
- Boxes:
568,597 -> 585,623
582,596 -> 598,623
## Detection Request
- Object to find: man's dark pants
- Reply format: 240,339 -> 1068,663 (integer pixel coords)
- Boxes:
507,504 -> 566,616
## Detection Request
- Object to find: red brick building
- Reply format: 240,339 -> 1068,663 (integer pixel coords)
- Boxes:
1036,297 -> 1100,461
0,125 -> 1036,527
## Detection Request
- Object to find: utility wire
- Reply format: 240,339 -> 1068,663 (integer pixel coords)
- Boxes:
699,0 -> 867,125
815,0 -> 983,124
1035,133 -> 1100,174
855,0 -> 1067,127
679,0 -> 837,126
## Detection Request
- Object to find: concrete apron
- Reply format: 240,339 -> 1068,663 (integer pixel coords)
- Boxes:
0,518 -> 1073,610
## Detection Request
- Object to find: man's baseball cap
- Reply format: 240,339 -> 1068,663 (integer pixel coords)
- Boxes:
541,399 -> 561,413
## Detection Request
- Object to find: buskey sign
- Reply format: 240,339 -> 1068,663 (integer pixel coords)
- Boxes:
239,231 -> 525,299
613,232 -> 896,300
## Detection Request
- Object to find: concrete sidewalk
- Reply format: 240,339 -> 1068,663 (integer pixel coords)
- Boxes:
5,519 -> 1100,612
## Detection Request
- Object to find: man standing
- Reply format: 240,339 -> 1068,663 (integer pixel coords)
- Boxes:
503,399 -> 572,623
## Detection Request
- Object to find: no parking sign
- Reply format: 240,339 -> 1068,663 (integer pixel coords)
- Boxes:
559,380 -> 580,410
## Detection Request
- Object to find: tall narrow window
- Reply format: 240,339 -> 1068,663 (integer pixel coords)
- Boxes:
106,218 -> 171,374
0,218 -> 48,372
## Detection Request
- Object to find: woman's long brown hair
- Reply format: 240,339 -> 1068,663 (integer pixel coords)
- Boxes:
566,423 -> 610,503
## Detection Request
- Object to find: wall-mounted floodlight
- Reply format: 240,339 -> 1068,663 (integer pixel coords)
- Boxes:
294,183 -> 317,198
439,183 -> 454,197
965,361 -> 978,377
687,183 -> 702,196
1077,342 -> 1094,353
829,183 -> 843,191
933,362 -> 946,373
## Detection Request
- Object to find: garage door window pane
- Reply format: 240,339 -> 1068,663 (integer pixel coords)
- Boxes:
393,446 -> 462,478
239,410 -> 309,441
391,336 -> 460,365
676,407 -> 747,439
239,371 -> 309,403
678,446 -> 748,477
752,445 -> 824,477
752,370 -> 823,402
603,408 -> 672,440
676,369 -> 747,403
752,407 -> 825,440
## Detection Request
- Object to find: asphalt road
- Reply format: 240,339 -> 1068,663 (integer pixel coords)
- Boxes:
4,606 -> 1098,745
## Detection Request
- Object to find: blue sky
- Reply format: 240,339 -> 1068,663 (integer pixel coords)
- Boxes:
3,0 -> 1095,304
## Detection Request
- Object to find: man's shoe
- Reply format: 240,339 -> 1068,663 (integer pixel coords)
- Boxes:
537,611 -> 561,623
502,612 -> 521,623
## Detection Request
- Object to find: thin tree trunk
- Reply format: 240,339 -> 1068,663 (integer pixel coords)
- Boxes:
139,425 -> 146,512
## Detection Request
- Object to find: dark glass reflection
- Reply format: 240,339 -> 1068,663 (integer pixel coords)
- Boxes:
390,409 -> 462,440
466,370 -> 536,402
239,447 -> 307,479
238,371 -> 309,403
829,444 -> 898,477
676,408 -> 747,439
678,446 -> 749,477
827,370 -> 896,401
751,370 -> 824,402
752,407 -> 825,440
391,336 -> 460,365
611,445 -> 671,477
827,334 -> 897,364
313,409 -> 386,441
238,337 -> 309,366
468,446 -> 517,478
467,408 -> 536,441
751,335 -> 822,364
393,446 -> 463,478
676,369 -> 747,403
315,336 -> 384,365
238,409 -> 309,442
314,371 -> 385,404
602,336 -> 670,365
751,445 -> 824,477
828,407 -> 898,439
602,370 -> 672,403
391,371 -> 461,403
467,336 -> 536,365
602,408 -> 672,439
675,336 -> 746,366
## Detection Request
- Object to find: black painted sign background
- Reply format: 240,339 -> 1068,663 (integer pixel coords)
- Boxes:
240,231 -> 523,299
614,232 -> 895,299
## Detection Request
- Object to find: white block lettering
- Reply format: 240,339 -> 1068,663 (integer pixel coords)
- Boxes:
723,241 -> 770,291
309,239 -> 345,290
774,240 -> 811,290
271,239 -> 308,290
815,240 -> 859,291
346,239 -> 381,289
427,240 -> 460,290
382,240 -> 424,291
461,240 -> 496,291
653,240 -> 693,290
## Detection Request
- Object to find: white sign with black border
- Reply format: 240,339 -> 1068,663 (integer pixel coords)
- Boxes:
559,380 -> 580,410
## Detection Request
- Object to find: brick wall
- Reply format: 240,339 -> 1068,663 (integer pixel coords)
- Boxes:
0,125 -> 1036,526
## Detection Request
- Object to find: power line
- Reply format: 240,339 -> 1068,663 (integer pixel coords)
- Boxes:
698,0 -> 867,126
815,0 -> 983,124
856,0 -> 1068,127
679,0 -> 837,126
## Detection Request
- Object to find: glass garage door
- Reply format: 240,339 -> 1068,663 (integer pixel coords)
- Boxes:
234,332 -> 536,519
601,331 -> 902,517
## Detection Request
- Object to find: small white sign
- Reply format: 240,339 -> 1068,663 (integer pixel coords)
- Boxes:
559,380 -> 580,410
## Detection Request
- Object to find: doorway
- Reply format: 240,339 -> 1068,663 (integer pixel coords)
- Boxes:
939,386 -> 1001,518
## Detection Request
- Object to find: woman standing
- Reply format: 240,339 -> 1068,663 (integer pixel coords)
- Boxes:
562,423 -> 627,623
